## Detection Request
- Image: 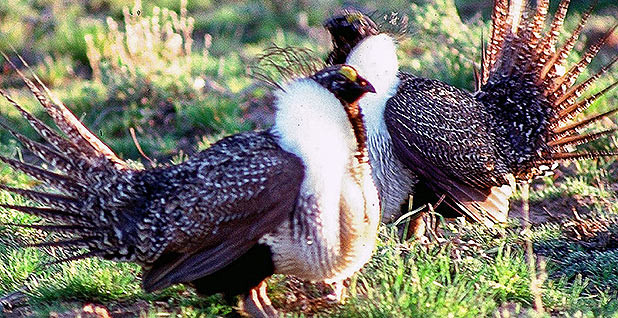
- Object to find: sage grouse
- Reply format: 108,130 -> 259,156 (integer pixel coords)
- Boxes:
324,1 -> 618,229
0,60 -> 380,317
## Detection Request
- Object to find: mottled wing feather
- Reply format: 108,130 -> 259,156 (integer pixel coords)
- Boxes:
385,73 -> 510,225
140,131 -> 304,291
385,74 -> 509,186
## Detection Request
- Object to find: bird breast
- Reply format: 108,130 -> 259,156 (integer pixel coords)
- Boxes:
260,161 -> 380,282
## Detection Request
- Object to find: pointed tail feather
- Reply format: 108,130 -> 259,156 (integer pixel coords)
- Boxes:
552,107 -> 618,138
0,55 -> 147,268
26,237 -> 99,249
43,251 -> 107,267
0,89 -> 96,165
1,52 -> 125,168
534,0 -> 571,80
553,81 -> 618,128
540,3 -> 594,86
552,57 -> 617,110
0,186 -> 82,213
2,222 -> 98,234
545,25 -> 617,94
548,129 -> 617,150
0,203 -> 89,225
0,155 -> 86,194
482,0 -> 510,83
542,151 -> 618,161
480,0 -> 618,180
0,120 -> 77,174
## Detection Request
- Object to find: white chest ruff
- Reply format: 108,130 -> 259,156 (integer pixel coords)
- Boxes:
260,166 -> 380,282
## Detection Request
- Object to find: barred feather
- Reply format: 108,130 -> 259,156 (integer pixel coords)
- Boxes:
26,236 -> 99,249
548,129 -> 617,150
1,52 -> 125,168
546,25 -> 617,95
0,155 -> 86,194
553,57 -> 618,109
543,151 -> 618,161
535,0 -> 571,80
554,81 -> 618,127
541,4 -> 593,87
0,204 -> 89,225
41,251 -> 110,267
0,122 -> 76,174
0,89 -> 94,165
0,185 -> 82,212
2,222 -> 98,234
552,108 -> 618,138
480,0 -> 618,179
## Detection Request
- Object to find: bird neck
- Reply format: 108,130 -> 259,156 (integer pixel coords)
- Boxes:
343,100 -> 369,166
345,34 -> 400,135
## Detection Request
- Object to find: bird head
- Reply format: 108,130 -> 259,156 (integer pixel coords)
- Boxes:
324,9 -> 380,65
310,64 -> 375,163
311,64 -> 376,106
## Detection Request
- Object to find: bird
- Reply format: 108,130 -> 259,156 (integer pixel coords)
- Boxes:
323,0 -> 618,233
0,55 -> 380,317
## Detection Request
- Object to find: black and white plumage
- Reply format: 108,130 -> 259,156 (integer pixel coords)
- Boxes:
0,60 -> 379,317
325,1 -> 617,228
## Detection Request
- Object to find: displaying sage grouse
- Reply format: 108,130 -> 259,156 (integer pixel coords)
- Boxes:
324,1 -> 617,230
0,58 -> 380,317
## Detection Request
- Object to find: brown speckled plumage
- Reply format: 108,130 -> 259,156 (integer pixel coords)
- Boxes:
0,59 -> 379,317
326,1 -> 617,227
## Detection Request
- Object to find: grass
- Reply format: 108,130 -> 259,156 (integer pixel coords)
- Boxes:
0,0 -> 617,317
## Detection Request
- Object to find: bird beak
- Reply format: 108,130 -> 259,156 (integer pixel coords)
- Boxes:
359,77 -> 376,93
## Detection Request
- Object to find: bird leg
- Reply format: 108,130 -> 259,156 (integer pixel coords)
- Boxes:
325,279 -> 347,303
406,212 -> 427,240
239,281 -> 278,318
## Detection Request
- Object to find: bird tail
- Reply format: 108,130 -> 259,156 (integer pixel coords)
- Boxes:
477,0 -> 618,180
0,53 -> 145,265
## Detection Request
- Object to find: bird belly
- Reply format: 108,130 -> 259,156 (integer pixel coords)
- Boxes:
260,171 -> 380,283
368,127 -> 418,222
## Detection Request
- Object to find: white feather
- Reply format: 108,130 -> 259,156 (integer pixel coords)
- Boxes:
344,33 -> 416,218
272,79 -> 356,214
346,34 -> 400,132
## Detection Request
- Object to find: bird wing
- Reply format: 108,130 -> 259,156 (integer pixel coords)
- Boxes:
384,73 -> 511,226
137,131 -> 305,291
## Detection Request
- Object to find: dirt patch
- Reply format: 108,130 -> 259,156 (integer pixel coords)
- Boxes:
1,301 -> 154,318
269,276 -> 341,316
562,214 -> 618,251
509,195 -> 597,226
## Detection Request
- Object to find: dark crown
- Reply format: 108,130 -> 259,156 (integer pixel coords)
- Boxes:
311,65 -> 376,104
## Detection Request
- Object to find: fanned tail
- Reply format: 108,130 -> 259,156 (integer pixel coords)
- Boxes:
1,52 -> 126,168
0,54 -> 142,264
477,0 -> 617,180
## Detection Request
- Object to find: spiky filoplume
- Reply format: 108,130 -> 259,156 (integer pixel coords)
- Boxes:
325,1 -> 617,228
0,58 -> 379,317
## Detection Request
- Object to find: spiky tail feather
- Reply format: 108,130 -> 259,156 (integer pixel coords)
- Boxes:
477,0 -> 618,180
0,54 -> 143,265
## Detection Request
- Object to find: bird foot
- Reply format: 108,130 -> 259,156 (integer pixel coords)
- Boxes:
325,280 -> 347,303
239,281 -> 279,318
406,212 -> 427,240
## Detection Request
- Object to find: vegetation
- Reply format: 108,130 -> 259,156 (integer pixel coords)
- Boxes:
0,0 -> 617,316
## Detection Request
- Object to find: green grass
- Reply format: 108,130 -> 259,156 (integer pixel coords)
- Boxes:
1,0 -> 618,317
